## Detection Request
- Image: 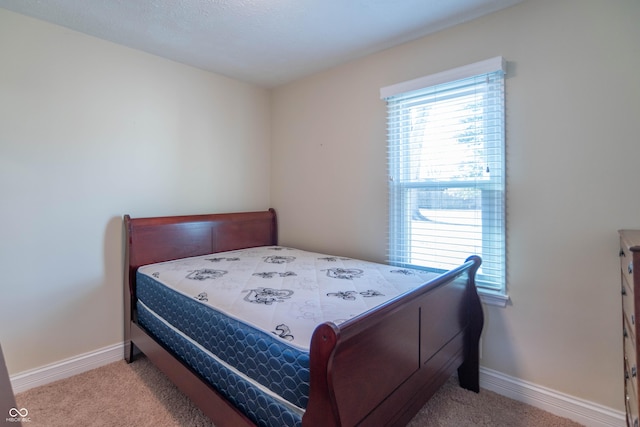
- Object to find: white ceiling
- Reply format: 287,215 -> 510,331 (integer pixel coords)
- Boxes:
0,0 -> 524,88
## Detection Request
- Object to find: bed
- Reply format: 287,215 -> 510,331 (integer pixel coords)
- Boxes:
124,208 -> 484,426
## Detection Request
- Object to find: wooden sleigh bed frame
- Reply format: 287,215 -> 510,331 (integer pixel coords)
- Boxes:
124,208 -> 484,426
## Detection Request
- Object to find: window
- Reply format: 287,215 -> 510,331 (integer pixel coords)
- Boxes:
381,57 -> 507,305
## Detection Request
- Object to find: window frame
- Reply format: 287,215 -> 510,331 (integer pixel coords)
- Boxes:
381,58 -> 509,307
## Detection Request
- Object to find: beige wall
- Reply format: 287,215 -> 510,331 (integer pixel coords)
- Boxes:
272,0 -> 640,410
0,10 -> 271,373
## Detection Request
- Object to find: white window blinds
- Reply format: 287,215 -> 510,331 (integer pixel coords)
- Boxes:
381,57 -> 506,294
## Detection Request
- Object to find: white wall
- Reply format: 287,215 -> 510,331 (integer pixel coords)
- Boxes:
271,0 -> 640,411
0,9 -> 271,374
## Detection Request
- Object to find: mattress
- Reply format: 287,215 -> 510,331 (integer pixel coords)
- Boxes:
135,246 -> 439,426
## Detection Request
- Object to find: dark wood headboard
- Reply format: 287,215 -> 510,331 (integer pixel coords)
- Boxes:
123,208 -> 278,379
124,208 -> 277,293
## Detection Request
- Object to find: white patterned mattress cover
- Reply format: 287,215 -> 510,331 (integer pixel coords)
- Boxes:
137,245 -> 440,352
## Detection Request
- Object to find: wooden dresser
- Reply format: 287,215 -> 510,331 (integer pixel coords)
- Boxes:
620,230 -> 640,427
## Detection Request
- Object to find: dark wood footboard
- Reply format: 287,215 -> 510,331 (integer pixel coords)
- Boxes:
124,209 -> 483,427
304,256 -> 483,426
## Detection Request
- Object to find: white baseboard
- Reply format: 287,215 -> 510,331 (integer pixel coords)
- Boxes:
10,343 -> 123,394
480,367 -> 626,427
8,344 -> 626,427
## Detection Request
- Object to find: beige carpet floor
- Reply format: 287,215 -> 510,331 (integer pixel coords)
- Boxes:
15,357 -> 583,426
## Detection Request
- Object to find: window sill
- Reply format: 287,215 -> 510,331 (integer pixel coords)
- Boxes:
478,288 -> 509,307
